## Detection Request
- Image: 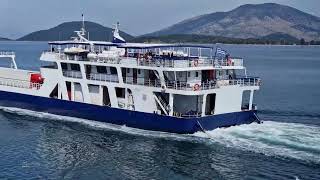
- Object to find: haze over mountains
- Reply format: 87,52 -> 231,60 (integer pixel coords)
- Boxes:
4,3 -> 320,43
150,3 -> 320,41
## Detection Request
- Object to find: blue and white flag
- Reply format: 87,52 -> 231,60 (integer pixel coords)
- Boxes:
216,47 -> 227,56
215,47 -> 227,60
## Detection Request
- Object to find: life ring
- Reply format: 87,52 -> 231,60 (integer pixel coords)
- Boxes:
156,59 -> 161,66
193,60 -> 199,67
193,84 -> 200,91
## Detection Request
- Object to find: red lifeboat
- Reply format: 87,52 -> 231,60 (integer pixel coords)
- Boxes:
30,73 -> 44,84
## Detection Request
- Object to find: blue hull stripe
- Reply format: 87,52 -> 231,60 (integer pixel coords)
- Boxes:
0,90 -> 257,134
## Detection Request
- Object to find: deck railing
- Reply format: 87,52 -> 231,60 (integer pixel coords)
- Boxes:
0,51 -> 15,56
62,71 -> 83,79
122,77 -> 261,91
86,73 -> 119,82
0,77 -> 42,90
42,52 -> 243,68
136,58 -> 243,68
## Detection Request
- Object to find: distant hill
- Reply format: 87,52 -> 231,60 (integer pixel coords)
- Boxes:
0,37 -> 11,41
149,3 -> 320,41
17,21 -> 134,41
260,33 -> 299,42
131,34 -> 303,45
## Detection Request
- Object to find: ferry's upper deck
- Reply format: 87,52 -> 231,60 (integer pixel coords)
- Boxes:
41,42 -> 245,71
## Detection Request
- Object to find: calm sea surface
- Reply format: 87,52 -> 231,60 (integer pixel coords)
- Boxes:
0,41 -> 319,180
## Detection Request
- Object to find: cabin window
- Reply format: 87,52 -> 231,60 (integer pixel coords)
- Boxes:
138,69 -> 141,74
115,87 -> 125,98
85,65 -> 92,74
41,62 -> 58,69
195,72 -> 199,77
127,68 -> 130,73
188,72 -> 190,77
61,63 -> 68,70
97,66 -> 107,73
70,64 -> 80,71
110,67 -> 117,75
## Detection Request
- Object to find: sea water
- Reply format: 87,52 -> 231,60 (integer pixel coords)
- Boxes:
0,41 -> 319,179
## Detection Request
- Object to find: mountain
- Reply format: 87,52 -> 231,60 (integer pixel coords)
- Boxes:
17,21 -> 134,41
149,3 -> 320,41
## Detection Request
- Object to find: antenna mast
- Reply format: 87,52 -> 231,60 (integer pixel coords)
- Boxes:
81,14 -> 86,36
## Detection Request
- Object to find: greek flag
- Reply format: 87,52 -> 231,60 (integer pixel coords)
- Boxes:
216,47 -> 227,56
215,47 -> 227,60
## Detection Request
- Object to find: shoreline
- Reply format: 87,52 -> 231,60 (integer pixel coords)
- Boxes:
1,40 -> 320,47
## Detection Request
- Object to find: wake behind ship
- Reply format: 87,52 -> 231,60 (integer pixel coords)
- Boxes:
0,21 -> 261,134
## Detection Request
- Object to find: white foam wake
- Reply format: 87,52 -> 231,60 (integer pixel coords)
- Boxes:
0,106 -> 191,141
1,106 -> 320,164
194,121 -> 320,164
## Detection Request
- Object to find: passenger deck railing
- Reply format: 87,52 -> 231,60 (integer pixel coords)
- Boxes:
0,77 -> 42,90
42,52 -> 243,68
122,77 -> 261,91
92,57 -> 120,64
62,71 -> 83,79
136,58 -> 243,68
137,59 -> 174,67
86,73 -> 119,82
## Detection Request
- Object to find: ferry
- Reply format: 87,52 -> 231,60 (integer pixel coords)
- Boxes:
0,20 -> 261,134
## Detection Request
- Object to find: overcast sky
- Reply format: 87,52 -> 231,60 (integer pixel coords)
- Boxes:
1,0 -> 319,39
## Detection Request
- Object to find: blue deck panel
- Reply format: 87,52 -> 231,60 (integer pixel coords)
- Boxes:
0,90 -> 257,134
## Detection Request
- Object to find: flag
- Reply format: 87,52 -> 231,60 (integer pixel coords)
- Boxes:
215,47 -> 227,60
216,47 -> 227,56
